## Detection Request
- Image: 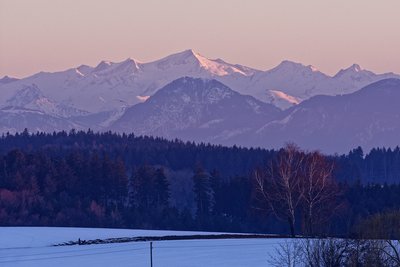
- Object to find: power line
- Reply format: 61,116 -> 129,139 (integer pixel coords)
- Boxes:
0,242 -> 146,259
0,240 -> 286,263
0,245 -> 49,251
0,247 -> 147,264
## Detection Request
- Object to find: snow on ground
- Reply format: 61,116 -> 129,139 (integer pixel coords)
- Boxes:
0,227 -> 286,267
0,227 -> 233,248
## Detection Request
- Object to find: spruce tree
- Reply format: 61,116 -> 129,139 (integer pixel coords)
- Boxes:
193,166 -> 212,225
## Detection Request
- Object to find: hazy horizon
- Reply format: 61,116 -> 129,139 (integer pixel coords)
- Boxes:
1,0 -> 400,78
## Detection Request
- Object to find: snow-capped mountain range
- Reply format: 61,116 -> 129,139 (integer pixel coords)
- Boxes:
0,50 -> 258,115
1,49 -> 400,153
1,49 -> 398,114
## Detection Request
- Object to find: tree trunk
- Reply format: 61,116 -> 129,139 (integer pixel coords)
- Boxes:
288,217 -> 295,237
308,207 -> 314,236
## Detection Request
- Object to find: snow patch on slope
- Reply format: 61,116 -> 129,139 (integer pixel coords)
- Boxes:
268,90 -> 301,108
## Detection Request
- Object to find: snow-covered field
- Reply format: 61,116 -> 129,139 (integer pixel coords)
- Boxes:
0,227 -> 286,266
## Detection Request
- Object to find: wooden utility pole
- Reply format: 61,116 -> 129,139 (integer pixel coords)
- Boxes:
150,242 -> 153,267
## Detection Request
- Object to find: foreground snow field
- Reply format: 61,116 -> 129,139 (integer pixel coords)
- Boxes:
0,227 -> 286,267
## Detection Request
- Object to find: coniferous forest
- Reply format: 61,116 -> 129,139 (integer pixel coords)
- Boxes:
1,129 -> 400,237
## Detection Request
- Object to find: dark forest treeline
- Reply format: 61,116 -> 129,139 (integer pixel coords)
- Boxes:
2,130 -> 400,184
0,130 -> 400,236
0,129 -> 273,178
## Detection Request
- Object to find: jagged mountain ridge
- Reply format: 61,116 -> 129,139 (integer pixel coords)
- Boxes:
0,76 -> 19,84
0,50 -> 258,115
5,84 -> 88,118
246,61 -> 399,108
1,49 -> 398,115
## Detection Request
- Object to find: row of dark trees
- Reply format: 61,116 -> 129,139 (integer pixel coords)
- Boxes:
3,129 -> 400,184
0,130 -> 400,237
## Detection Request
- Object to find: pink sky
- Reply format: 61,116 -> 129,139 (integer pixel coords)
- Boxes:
1,0 -> 400,78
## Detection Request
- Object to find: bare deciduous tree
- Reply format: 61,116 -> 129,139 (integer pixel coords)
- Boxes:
302,238 -> 349,267
254,143 -> 305,237
254,144 -> 342,237
301,151 -> 342,235
268,240 -> 303,267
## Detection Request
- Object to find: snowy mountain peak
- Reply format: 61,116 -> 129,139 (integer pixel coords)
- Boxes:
4,84 -> 88,118
90,58 -> 141,77
0,75 -> 19,84
153,77 -> 236,103
114,58 -> 141,73
182,48 -> 200,57
272,60 -> 322,75
350,63 -> 362,72
153,50 -> 254,77
74,65 -> 92,76
149,49 -> 203,73
308,65 -> 319,72
93,60 -> 113,72
119,57 -> 141,66
334,64 -> 368,78
174,49 -> 204,60
276,60 -> 303,68
159,49 -> 201,63
5,84 -> 56,113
